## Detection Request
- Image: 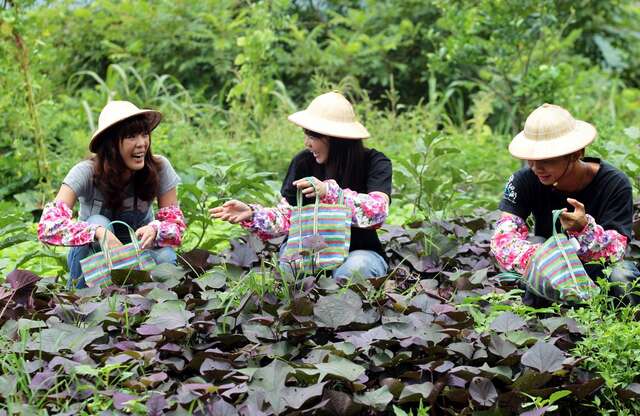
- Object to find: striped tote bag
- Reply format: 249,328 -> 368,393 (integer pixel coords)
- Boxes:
523,210 -> 599,303
80,220 -> 156,287
281,179 -> 351,275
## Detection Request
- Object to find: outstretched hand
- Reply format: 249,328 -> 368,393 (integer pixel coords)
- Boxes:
292,176 -> 327,198
560,198 -> 588,232
210,200 -> 253,224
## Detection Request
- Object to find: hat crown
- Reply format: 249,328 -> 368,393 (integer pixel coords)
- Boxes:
523,103 -> 576,141
97,100 -> 143,131
305,91 -> 356,124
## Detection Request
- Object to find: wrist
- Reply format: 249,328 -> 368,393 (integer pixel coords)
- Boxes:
94,226 -> 105,241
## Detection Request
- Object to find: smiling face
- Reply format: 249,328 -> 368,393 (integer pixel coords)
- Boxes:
118,131 -> 150,171
304,129 -> 330,164
527,155 -> 572,185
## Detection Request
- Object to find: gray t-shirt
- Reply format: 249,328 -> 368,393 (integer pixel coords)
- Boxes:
63,155 -> 181,221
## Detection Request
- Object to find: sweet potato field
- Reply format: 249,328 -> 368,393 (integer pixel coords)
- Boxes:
2,210 -> 640,415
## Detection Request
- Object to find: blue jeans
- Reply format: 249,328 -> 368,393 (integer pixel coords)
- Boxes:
333,250 -> 388,279
278,244 -> 388,279
67,214 -> 176,289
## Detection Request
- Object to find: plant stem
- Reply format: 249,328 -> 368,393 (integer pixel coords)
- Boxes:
11,22 -> 50,189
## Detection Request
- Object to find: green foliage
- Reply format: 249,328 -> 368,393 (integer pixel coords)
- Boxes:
569,276 -> 640,415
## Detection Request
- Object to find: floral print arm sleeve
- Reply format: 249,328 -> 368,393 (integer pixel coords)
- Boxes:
37,200 -> 100,246
320,179 -> 389,229
148,205 -> 187,247
566,214 -> 627,263
239,198 -> 293,240
490,213 -> 540,274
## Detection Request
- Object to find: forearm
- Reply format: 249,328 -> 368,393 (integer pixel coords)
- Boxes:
567,214 -> 627,263
321,179 -> 389,228
148,205 -> 187,247
240,198 -> 292,240
37,200 -> 99,246
490,213 -> 540,274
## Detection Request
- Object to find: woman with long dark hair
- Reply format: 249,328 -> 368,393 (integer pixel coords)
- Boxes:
38,100 -> 186,288
211,91 -> 392,278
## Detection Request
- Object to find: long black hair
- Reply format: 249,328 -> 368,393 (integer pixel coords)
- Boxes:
92,115 -> 160,211
307,132 -> 367,192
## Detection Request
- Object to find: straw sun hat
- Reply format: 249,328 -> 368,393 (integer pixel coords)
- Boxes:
288,91 -> 370,139
89,100 -> 162,152
509,104 -> 596,160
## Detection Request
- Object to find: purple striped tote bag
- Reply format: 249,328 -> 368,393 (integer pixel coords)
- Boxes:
523,210 -> 599,303
281,179 -> 351,274
80,220 -> 156,287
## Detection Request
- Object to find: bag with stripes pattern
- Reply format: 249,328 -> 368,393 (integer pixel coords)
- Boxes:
80,220 -> 156,287
523,209 -> 599,302
281,178 -> 351,274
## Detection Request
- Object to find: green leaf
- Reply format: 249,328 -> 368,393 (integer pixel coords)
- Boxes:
146,300 -> 194,330
33,323 -> 105,353
313,289 -> 363,328
521,341 -> 565,373
398,382 -> 434,403
314,355 -> 366,382
354,385 -> 393,411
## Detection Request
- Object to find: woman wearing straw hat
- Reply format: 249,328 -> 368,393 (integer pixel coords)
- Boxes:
211,91 -> 392,279
491,103 -> 639,304
38,100 -> 186,288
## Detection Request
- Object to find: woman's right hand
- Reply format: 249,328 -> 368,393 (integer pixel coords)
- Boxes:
95,226 -> 123,249
210,200 -> 253,224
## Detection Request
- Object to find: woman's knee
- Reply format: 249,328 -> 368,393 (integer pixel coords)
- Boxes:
334,250 -> 387,279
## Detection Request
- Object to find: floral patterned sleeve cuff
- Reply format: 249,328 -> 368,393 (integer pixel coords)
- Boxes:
566,214 -> 627,263
37,200 -> 99,246
148,205 -> 187,247
320,179 -> 389,229
490,213 -> 540,274
239,199 -> 293,240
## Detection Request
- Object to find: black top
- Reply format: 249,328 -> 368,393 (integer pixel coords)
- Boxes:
281,148 -> 393,257
499,158 -> 633,241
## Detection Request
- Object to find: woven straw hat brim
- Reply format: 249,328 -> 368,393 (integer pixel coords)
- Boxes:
288,110 -> 370,140
89,110 -> 162,152
509,120 -> 596,160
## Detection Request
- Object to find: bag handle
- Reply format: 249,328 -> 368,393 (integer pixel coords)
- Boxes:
551,209 -> 565,236
551,209 -> 586,299
98,220 -> 143,270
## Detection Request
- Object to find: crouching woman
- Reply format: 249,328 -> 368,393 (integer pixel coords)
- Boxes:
491,103 -> 640,304
211,91 -> 392,279
38,100 -> 186,288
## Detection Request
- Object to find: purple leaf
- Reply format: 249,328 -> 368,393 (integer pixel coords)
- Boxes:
146,393 -> 167,416
140,372 -> 168,387
29,370 -> 56,391
469,376 -> 498,407
301,234 -> 328,251
521,341 -> 566,373
490,311 -> 526,333
206,398 -> 239,416
113,391 -> 137,410
6,270 -> 39,290
227,239 -> 259,268
137,324 -> 164,336
520,406 -> 554,416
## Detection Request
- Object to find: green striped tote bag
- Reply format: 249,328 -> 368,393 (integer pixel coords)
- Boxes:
523,210 -> 599,303
80,220 -> 156,287
281,178 -> 351,275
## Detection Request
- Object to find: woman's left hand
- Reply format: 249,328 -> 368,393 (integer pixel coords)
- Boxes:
293,177 -> 327,198
135,225 -> 157,249
560,198 -> 588,232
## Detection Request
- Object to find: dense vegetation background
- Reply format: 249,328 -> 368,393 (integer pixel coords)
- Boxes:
1,1 -> 640,415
